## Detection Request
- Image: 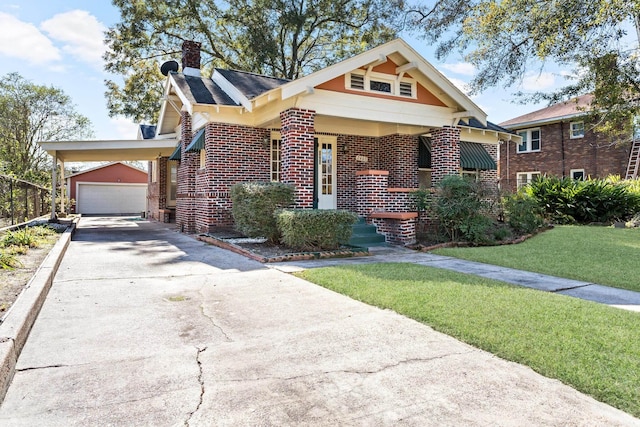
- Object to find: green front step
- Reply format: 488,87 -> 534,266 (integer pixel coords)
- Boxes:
348,217 -> 387,247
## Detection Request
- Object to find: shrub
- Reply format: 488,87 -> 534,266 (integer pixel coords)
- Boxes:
1,227 -> 38,248
525,176 -> 640,224
434,175 -> 493,244
411,187 -> 433,212
230,182 -> 295,242
277,209 -> 358,251
0,250 -> 20,270
502,193 -> 544,234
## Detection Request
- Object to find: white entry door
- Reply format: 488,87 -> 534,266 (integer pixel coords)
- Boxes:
316,136 -> 337,209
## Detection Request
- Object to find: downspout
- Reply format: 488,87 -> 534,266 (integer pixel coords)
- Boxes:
560,121 -> 566,177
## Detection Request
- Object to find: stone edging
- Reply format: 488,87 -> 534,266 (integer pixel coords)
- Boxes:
0,218 -> 78,403
196,235 -> 369,263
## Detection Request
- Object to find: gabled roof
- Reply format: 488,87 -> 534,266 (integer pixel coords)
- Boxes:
215,69 -> 289,100
500,94 -> 593,129
139,125 -> 157,140
171,73 -> 238,106
66,161 -> 147,179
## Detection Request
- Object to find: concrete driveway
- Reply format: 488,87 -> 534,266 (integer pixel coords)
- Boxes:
0,217 -> 637,426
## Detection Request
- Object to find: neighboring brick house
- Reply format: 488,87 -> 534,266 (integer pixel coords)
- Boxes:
145,39 -> 516,244
499,95 -> 635,192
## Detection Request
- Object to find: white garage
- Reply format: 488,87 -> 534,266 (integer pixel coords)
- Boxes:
76,182 -> 147,215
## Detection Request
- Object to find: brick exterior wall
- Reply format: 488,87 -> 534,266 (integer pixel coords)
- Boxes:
431,126 -> 461,184
371,217 -> 416,245
478,143 -> 499,194
176,111 -> 198,233
146,157 -> 169,221
194,123 -> 270,233
280,108 -> 316,208
499,122 -> 631,192
355,170 -> 388,217
336,134 -> 379,212
379,134 -> 419,188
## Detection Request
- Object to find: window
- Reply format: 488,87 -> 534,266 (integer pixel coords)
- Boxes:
199,149 -> 206,169
270,138 -> 282,182
418,169 -> 431,188
570,169 -> 585,180
516,172 -> 541,189
517,128 -> 541,153
570,121 -> 585,139
167,163 -> 177,207
461,168 -> 479,181
347,71 -> 415,98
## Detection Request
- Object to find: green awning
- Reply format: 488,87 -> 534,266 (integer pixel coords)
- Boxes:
460,141 -> 497,170
168,144 -> 181,161
185,128 -> 205,153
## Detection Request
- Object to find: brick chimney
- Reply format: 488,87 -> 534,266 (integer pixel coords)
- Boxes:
181,40 -> 201,77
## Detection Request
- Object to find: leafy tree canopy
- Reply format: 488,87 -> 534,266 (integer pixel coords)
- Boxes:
408,0 -> 640,141
0,73 -> 93,185
104,0 -> 402,123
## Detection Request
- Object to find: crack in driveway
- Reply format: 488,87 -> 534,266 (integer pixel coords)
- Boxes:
184,346 -> 207,427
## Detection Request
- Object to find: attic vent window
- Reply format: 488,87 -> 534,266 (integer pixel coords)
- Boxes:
399,82 -> 413,97
350,74 -> 364,90
346,71 -> 416,99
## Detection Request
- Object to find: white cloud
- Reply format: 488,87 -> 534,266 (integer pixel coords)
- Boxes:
441,62 -> 476,76
109,116 -> 141,140
445,75 -> 472,95
521,71 -> 556,90
0,12 -> 61,65
41,10 -> 107,68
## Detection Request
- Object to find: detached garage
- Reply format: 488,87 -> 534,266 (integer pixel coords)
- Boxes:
67,162 -> 148,215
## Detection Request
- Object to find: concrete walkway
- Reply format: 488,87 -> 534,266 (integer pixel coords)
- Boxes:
269,246 -> 640,312
0,217 -> 638,426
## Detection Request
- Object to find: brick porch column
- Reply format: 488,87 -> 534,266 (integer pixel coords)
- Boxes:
431,126 -> 461,185
176,110 -> 197,233
355,170 -> 389,217
280,108 -> 315,208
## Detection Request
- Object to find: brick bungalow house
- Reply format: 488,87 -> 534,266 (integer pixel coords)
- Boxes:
144,38 -> 517,245
499,94 -> 638,191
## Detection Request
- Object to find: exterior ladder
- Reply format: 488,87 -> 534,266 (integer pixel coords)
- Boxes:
626,139 -> 640,179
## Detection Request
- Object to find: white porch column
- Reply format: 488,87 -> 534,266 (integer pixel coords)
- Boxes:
59,160 -> 65,213
50,152 -> 57,220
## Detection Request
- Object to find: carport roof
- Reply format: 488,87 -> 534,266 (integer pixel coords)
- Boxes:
39,139 -> 179,162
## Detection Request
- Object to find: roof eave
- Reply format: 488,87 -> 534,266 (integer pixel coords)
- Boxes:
501,111 -> 587,130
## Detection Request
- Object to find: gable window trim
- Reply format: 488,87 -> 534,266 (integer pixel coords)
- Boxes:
346,69 -> 417,99
517,128 -> 541,153
516,171 -> 541,189
570,121 -> 585,139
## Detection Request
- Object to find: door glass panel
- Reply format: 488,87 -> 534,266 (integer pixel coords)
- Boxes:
321,143 -> 332,195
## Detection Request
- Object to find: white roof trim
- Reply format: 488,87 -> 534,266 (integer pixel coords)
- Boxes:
66,161 -> 148,179
212,70 -> 253,112
501,112 -> 586,130
279,38 -> 487,126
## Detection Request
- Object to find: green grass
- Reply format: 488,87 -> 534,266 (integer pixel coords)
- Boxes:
297,263 -> 640,418
432,225 -> 640,292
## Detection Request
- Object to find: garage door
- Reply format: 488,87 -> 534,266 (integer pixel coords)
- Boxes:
76,183 -> 147,215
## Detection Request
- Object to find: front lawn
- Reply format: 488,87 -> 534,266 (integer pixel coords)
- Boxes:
297,263 -> 640,418
432,225 -> 640,292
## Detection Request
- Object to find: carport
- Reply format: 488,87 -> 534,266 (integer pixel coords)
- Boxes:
38,138 -> 179,219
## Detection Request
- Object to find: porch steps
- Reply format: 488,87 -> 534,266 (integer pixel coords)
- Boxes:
348,217 -> 386,248
626,139 -> 640,179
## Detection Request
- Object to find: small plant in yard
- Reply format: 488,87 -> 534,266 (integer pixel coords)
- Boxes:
230,182 -> 295,243
0,250 -> 21,269
434,175 -> 494,244
277,209 -> 358,251
501,193 -> 544,234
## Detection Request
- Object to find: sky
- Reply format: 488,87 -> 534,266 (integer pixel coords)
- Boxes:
0,0 -> 561,142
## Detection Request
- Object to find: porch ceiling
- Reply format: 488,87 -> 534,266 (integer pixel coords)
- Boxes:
39,139 -> 180,162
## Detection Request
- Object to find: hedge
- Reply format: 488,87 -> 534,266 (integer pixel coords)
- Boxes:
277,209 -> 358,251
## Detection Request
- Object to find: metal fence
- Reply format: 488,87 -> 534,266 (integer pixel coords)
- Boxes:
0,174 -> 50,228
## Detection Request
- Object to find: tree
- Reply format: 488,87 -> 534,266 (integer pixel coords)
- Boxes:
408,0 -> 640,141
104,0 -> 402,123
0,73 -> 93,184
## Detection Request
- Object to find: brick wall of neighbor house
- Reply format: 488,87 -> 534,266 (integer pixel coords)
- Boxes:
499,122 -> 631,191
479,143 -> 499,193
194,123 -> 270,232
176,111 -> 198,233
336,134 -> 380,212
379,134 -> 419,188
431,126 -> 461,184
280,108 -> 316,208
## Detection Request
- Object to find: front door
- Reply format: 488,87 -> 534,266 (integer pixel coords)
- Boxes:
316,136 -> 337,209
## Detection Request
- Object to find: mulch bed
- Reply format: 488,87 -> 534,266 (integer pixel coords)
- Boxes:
198,227 -> 369,263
